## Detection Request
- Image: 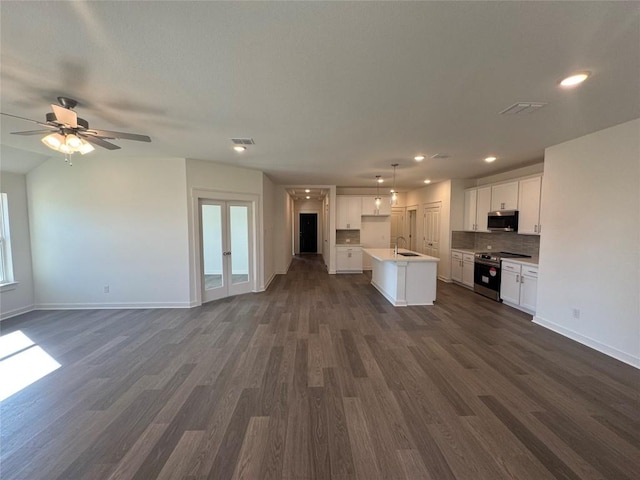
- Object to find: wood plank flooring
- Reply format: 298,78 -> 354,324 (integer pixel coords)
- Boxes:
1,254 -> 638,479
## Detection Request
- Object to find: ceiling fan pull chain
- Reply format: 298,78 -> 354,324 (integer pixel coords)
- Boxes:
65,153 -> 73,166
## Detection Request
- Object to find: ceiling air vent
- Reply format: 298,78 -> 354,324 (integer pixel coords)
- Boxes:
431,153 -> 450,159
231,138 -> 255,145
499,102 -> 547,115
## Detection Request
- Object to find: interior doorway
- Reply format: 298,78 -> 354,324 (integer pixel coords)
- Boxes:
200,200 -> 253,303
299,213 -> 318,253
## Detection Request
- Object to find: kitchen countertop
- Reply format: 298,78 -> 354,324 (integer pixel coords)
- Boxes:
451,248 -> 478,255
501,257 -> 539,266
336,243 -> 362,247
363,248 -> 439,263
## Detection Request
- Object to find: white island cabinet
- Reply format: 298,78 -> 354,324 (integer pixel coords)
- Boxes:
363,248 -> 439,306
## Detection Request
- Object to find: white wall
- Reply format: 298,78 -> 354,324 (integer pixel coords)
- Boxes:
476,163 -> 544,186
535,119 -> 640,367
273,186 -> 294,275
262,174 -> 276,288
27,156 -> 191,308
0,172 -> 35,319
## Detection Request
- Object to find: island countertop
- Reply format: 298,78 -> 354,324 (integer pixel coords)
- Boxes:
363,248 -> 439,263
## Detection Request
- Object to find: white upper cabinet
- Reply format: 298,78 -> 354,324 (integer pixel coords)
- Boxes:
361,196 -> 391,216
517,176 -> 542,235
336,196 -> 362,230
491,181 -> 519,211
476,187 -> 492,231
463,186 -> 491,232
463,189 -> 477,231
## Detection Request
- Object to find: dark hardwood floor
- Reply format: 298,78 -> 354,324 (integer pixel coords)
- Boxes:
1,254 -> 638,479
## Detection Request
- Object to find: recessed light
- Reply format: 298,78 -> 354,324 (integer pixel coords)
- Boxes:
414,155 -> 425,161
233,145 -> 247,152
377,178 -> 384,183
485,156 -> 497,163
424,179 -> 431,184
306,196 -> 310,199
560,71 -> 590,87
305,189 -> 310,193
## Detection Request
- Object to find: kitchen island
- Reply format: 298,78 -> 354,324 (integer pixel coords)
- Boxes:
363,248 -> 439,306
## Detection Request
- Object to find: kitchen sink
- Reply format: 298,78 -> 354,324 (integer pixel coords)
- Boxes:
398,252 -> 420,257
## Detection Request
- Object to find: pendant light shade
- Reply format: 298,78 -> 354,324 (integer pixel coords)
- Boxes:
375,175 -> 382,207
390,163 -> 398,206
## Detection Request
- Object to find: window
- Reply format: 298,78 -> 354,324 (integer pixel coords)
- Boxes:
0,193 -> 15,287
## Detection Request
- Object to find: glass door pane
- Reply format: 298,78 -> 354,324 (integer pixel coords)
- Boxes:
229,205 -> 249,285
201,203 -> 225,295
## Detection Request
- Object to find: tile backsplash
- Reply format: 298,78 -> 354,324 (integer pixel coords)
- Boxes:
336,230 -> 360,244
452,231 -> 540,257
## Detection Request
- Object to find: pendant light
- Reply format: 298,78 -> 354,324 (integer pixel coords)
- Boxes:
375,175 -> 382,208
390,163 -> 398,205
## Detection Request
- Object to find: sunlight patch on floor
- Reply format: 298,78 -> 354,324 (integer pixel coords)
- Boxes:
0,330 -> 61,402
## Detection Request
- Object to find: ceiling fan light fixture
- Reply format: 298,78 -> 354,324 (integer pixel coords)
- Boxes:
58,143 -> 73,154
65,134 -> 82,149
78,140 -> 95,155
42,133 -> 65,150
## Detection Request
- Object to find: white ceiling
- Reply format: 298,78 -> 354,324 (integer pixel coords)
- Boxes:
1,1 -> 638,188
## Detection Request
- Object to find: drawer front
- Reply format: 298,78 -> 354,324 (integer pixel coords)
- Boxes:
452,251 -> 463,260
501,261 -> 521,273
522,266 -> 538,277
463,253 -> 475,263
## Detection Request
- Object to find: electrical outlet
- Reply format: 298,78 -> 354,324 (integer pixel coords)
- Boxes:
104,285 -> 110,294
572,308 -> 580,319
487,245 -> 492,250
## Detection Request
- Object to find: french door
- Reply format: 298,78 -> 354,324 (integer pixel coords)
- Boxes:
200,200 -> 252,302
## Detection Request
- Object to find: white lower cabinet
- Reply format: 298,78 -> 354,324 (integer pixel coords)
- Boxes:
500,261 -> 538,313
336,246 -> 363,273
451,250 -> 474,288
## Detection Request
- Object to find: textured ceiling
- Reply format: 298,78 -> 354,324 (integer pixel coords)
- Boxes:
1,1 -> 638,187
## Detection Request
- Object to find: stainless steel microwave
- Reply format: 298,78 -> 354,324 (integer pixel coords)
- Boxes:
487,210 -> 519,232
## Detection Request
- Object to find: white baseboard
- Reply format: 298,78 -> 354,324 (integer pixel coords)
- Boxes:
260,272 -> 276,291
0,305 -> 35,321
35,301 -> 193,310
533,315 -> 640,369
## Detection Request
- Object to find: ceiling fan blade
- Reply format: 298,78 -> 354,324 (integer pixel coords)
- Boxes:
86,129 -> 151,142
51,104 -> 78,128
80,134 -> 121,150
10,129 -> 55,136
1,112 -> 54,128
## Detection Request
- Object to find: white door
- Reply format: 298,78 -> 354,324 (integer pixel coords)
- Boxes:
390,208 -> 405,247
423,203 -> 441,258
408,209 -> 417,251
201,200 -> 252,303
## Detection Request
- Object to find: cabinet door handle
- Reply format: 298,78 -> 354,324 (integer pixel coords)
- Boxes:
538,224 -> 542,233
347,223 -> 350,229
534,225 -> 537,233
520,276 -> 524,284
515,274 -> 519,283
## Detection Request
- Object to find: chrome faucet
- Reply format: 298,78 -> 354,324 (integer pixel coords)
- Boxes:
394,236 -> 407,255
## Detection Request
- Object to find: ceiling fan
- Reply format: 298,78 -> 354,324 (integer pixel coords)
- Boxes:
1,96 -> 151,163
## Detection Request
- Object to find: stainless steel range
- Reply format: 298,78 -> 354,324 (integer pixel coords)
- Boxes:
474,251 -> 532,301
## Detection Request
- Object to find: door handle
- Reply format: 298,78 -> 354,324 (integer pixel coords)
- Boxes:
223,251 -> 231,256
